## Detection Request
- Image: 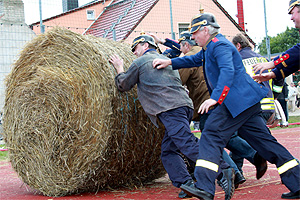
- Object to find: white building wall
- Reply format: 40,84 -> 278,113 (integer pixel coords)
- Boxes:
0,0 -> 36,110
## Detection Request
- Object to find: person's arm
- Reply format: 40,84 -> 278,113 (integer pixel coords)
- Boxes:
148,33 -> 181,58
163,38 -> 181,52
273,44 -> 300,78
252,61 -> 275,74
109,54 -> 139,92
252,71 -> 276,83
153,50 -> 203,70
147,33 -> 166,44
254,44 -> 300,81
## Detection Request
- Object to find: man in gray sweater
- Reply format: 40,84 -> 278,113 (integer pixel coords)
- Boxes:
109,34 -> 232,199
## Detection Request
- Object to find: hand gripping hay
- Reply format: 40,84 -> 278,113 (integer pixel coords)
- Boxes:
3,27 -> 165,197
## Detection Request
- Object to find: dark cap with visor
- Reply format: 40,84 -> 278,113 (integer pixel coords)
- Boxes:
131,34 -> 157,52
189,13 -> 220,33
288,0 -> 300,14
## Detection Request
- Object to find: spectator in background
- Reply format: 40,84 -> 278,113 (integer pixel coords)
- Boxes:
288,82 -> 297,112
277,82 -> 289,127
296,81 -> 300,108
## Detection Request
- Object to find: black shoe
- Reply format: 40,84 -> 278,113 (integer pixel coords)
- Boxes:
234,171 -> 246,189
180,182 -> 214,200
217,168 -> 235,200
254,153 -> 268,180
179,179 -> 194,199
281,190 -> 300,199
178,190 -> 192,198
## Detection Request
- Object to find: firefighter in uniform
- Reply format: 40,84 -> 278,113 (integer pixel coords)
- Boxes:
109,34 -> 233,199
147,32 -> 238,199
253,0 -> 300,83
153,12 -> 300,200
152,31 -> 271,191
229,33 -> 285,185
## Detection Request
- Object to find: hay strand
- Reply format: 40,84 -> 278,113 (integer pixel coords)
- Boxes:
3,27 -> 165,197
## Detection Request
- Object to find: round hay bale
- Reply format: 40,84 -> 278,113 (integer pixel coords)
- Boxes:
3,27 -> 165,197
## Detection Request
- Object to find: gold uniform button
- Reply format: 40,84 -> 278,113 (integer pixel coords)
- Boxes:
223,94 -> 226,97
220,99 -> 223,101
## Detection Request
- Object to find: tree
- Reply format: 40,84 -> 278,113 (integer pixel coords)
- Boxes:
258,27 -> 299,55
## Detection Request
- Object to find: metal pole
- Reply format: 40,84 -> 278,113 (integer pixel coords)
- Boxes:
263,0 -> 270,60
169,0 -> 175,40
39,0 -> 45,33
112,29 -> 116,41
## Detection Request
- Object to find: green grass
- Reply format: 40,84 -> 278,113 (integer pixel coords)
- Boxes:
0,144 -> 8,161
190,116 -> 300,134
271,115 -> 300,130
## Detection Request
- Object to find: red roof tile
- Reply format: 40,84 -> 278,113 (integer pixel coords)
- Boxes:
84,0 -> 159,41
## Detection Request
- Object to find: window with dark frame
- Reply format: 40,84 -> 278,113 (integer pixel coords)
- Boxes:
87,10 -> 95,20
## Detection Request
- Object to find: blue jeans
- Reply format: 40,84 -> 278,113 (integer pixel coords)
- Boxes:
222,149 -> 240,174
227,131 -> 256,173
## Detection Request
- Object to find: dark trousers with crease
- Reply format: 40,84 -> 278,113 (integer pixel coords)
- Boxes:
194,103 -> 300,195
157,106 -> 229,188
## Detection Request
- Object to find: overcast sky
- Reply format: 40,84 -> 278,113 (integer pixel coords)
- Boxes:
23,0 -> 295,45
217,0 -> 295,44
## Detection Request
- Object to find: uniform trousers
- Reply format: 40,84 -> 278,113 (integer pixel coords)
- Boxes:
228,111 -> 273,172
157,106 -> 229,188
194,103 -> 300,195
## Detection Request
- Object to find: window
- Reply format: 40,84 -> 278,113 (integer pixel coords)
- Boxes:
87,10 -> 95,20
178,23 -> 190,35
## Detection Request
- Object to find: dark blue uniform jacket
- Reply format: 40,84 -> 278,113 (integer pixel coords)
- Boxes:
272,43 -> 300,80
171,33 -> 268,118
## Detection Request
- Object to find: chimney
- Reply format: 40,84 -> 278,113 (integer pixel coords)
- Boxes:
62,0 -> 78,12
236,0 -> 245,30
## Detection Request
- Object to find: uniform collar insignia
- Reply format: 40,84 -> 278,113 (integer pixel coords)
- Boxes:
203,32 -> 219,50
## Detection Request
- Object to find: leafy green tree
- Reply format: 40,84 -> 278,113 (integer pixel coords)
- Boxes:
258,27 -> 299,55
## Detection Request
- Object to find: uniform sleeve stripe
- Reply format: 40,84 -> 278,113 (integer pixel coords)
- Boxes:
274,54 -> 290,66
217,86 -> 230,104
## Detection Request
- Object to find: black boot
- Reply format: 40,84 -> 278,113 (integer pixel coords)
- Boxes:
234,171 -> 246,189
180,180 -> 214,200
217,168 -> 235,200
178,190 -> 192,198
253,153 -> 267,180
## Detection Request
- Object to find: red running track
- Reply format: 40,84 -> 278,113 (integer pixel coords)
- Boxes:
0,127 -> 299,200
